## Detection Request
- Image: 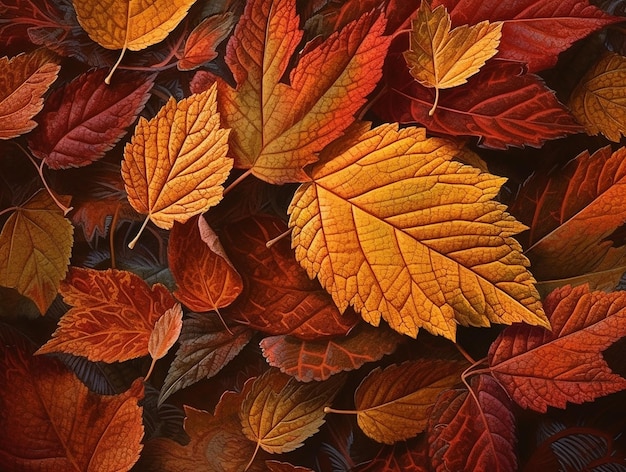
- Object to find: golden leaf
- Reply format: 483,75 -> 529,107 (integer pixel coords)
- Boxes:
147,303 -> 183,380
570,52 -> 626,142
121,83 -> 232,248
289,123 -> 547,340
403,1 -> 502,115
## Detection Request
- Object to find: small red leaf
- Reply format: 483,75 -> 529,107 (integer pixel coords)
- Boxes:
178,13 -> 235,71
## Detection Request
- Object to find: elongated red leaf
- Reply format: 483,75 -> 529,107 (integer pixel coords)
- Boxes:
489,284 -> 626,412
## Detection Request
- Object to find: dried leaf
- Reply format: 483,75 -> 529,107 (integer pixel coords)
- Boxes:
352,437 -> 430,472
289,123 -> 547,340
0,190 -> 73,314
489,284 -> 626,412
169,215 -> 243,312
121,83 -> 232,234
28,69 -> 154,169
178,12 -> 235,71
352,359 -> 466,444
570,52 -> 626,142
148,303 -> 183,362
36,267 -> 177,362
428,374 -> 517,472
266,461 -> 315,472
404,2 -> 502,114
0,49 -> 60,139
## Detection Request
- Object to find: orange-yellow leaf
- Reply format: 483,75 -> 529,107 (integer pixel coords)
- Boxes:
404,1 -> 502,114
289,123 -> 547,340
121,83 -> 232,240
0,49 -> 60,139
570,52 -> 626,142
178,12 -> 235,71
148,303 -> 183,361
0,190 -> 73,314
36,267 -> 177,362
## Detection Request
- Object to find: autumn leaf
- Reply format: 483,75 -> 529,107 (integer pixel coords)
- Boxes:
0,190 -> 73,314
341,359 -> 466,444
121,83 -> 232,247
147,303 -> 183,379
352,437 -> 430,472
178,12 -> 235,71
428,374 -> 517,472
28,69 -> 154,169
36,267 -> 177,363
221,215 -> 359,339
404,1 -> 502,115
0,49 -> 60,139
266,461 -> 315,472
200,0 -> 391,184
289,123 -> 547,340
169,215 -> 243,312
0,326 -> 145,471
260,323 -> 403,382
570,52 -> 626,142
489,284 -> 626,412
159,313 -> 253,405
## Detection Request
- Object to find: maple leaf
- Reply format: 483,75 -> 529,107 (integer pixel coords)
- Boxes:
36,267 -> 177,363
0,326 -> 145,471
28,69 -> 154,169
428,374 -> 517,472
121,83 -> 232,248
199,0 -> 391,184
168,215 -> 243,313
289,123 -> 547,340
159,313 -> 253,405
0,190 -> 73,314
177,12 -> 235,71
570,52 -> 626,142
511,146 -> 626,282
221,215 -> 359,339
489,284 -> 626,412
260,323 -> 403,382
0,49 -> 60,140
404,1 -> 502,115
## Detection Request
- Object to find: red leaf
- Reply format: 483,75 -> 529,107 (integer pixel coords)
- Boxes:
28,69 -> 154,169
221,215 -> 359,339
260,323 -> 402,382
489,284 -> 626,412
177,12 -> 235,71
428,374 -> 517,472
353,437 -> 430,472
169,215 -> 243,312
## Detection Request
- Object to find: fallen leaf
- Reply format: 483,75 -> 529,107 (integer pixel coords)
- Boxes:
36,267 -> 177,362
148,303 -> 183,366
352,437 -> 430,472
0,49 -> 60,139
169,215 -> 243,312
159,312 -> 254,405
178,12 -> 235,71
351,359 -> 466,444
260,323 -> 403,382
204,0 -> 391,184
240,368 -> 342,455
488,284 -> 626,412
428,374 -> 517,472
404,1 -> 502,115
570,52 -> 626,142
0,325 -> 145,471
0,190 -> 73,314
289,123 -> 547,340
121,83 -> 232,244
28,69 -> 154,169
221,215 -> 359,340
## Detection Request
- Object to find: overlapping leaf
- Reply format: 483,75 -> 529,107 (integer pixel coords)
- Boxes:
489,284 -> 626,412
36,267 -> 177,362
289,123 -> 547,340
147,303 -> 183,370
0,49 -> 60,139
201,0 -> 391,184
266,461 -> 315,472
178,12 -> 235,71
0,190 -> 73,314
353,437 -> 430,472
28,69 -> 154,169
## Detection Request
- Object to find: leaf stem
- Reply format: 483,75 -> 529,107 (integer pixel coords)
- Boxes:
145,357 -> 157,382
454,342 -> 476,364
128,214 -> 151,249
429,87 -> 439,116
223,168 -> 253,196
105,44 -> 128,85
266,228 -> 292,248
323,406 -> 359,415
244,441 -> 260,472
0,206 -> 18,218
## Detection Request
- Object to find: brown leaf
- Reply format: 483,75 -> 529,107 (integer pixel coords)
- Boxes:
266,461 -> 315,472
148,303 -> 183,362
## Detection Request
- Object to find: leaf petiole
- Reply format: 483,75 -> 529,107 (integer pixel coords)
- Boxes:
244,441 -> 260,472
128,215 -> 151,249
429,87 -> 440,116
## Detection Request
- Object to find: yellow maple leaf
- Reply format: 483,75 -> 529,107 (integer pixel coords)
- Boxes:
121,83 -> 232,248
72,0 -> 197,83
288,123 -> 548,340
570,52 -> 626,142
403,1 -> 502,115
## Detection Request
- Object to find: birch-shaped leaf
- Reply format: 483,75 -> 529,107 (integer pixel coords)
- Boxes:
404,1 -> 502,115
121,83 -> 232,248
178,12 -> 235,71
147,303 -> 183,379
289,123 -> 547,340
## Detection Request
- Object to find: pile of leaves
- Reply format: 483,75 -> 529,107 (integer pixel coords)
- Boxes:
2,0 -> 626,470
